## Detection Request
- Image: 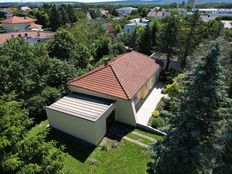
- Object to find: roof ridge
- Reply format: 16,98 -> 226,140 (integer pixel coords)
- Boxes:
110,51 -> 133,65
109,65 -> 130,100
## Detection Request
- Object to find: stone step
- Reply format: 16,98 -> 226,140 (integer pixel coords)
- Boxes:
122,136 -> 150,148
131,131 -> 157,143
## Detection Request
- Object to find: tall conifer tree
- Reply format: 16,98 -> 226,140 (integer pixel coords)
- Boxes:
153,39 -> 230,174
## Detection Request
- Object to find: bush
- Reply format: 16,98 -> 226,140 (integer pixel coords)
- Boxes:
151,117 -> 166,128
162,73 -> 185,97
155,97 -> 170,111
152,111 -> 160,117
159,68 -> 179,83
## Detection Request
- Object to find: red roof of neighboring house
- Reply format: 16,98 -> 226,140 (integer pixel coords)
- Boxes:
27,23 -> 42,29
69,51 -> 160,100
1,16 -> 36,24
0,31 -> 53,44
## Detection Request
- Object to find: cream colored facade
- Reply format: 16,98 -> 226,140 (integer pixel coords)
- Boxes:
46,103 -> 115,145
70,69 -> 160,127
46,67 -> 160,145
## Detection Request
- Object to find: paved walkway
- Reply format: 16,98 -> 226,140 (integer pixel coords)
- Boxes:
136,82 -> 166,125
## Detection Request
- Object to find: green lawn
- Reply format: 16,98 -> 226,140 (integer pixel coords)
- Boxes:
29,120 -> 160,174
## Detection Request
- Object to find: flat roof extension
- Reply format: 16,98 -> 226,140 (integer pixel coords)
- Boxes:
46,93 -> 114,122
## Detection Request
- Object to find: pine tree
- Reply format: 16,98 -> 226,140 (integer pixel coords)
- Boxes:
158,15 -> 179,70
138,26 -> 152,55
49,5 -> 62,31
153,39 -> 230,174
178,10 -> 203,69
151,19 -> 161,49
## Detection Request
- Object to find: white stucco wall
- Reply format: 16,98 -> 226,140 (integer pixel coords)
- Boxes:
46,104 -> 115,145
46,109 -> 97,144
69,86 -> 137,126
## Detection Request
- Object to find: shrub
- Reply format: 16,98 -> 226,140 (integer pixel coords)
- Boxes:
152,117 -> 166,128
155,97 -> 170,111
152,111 -> 160,117
162,73 -> 185,97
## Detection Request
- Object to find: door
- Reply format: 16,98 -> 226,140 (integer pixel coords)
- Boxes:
106,111 -> 115,131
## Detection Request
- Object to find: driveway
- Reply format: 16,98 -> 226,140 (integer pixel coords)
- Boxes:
136,82 -> 166,125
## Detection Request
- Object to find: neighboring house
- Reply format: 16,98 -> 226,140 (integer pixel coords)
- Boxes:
147,10 -> 171,19
100,10 -> 110,17
178,8 -> 188,15
0,31 -> 53,46
201,15 -> 217,22
124,18 -> 149,33
20,6 -> 31,11
116,7 -> 137,16
0,8 -> 14,18
46,51 -> 161,145
129,18 -> 149,24
86,12 -> 93,21
102,23 -> 114,34
1,16 -> 40,32
95,17 -> 106,24
124,22 -> 147,33
221,20 -> 232,29
26,23 -> 43,31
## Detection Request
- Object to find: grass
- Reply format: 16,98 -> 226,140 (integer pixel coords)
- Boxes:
126,132 -> 154,145
134,129 -> 164,141
28,120 -> 159,174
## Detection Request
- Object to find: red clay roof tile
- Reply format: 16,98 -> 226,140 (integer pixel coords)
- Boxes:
0,31 -> 53,44
69,51 -> 160,100
1,16 -> 36,24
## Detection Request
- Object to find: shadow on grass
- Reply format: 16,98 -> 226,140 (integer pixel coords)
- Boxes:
105,121 -> 134,141
45,122 -> 148,163
46,128 -> 96,163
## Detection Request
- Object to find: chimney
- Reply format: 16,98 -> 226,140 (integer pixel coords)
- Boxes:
125,46 -> 133,52
104,60 -> 108,66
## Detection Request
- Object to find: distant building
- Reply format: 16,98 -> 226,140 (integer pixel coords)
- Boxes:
200,15 -> 217,22
124,18 -> 149,33
116,7 -> 137,16
86,12 -> 93,21
0,31 -> 53,46
0,8 -> 14,18
198,9 -> 232,17
1,16 -> 42,32
20,6 -> 31,11
188,0 -> 196,9
147,10 -> 171,19
102,23 -> 114,34
100,10 -> 110,17
95,17 -> 106,24
221,20 -> 232,29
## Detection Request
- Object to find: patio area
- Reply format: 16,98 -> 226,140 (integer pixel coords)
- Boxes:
136,82 -> 166,126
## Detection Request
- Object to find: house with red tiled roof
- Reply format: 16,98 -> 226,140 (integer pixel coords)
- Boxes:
46,51 -> 161,145
1,16 -> 41,32
0,31 -> 53,46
